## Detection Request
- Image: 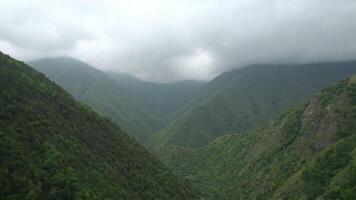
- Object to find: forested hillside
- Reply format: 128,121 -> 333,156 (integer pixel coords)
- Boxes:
29,57 -> 163,142
108,73 -> 205,121
0,52 -> 196,199
148,61 -> 356,150
160,75 -> 356,199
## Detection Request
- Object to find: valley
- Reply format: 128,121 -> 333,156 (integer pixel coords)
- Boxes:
2,1 -> 356,199
16,53 -> 356,199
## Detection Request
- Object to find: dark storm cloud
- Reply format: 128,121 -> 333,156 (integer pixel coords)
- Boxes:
0,0 -> 356,82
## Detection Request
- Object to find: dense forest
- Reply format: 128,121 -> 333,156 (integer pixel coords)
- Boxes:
2,51 -> 356,199
29,57 -> 165,143
0,52 -> 196,199
2,1 -> 356,199
148,62 -> 356,150
108,73 -> 205,121
30,58 -> 204,143
30,58 -> 356,151
159,75 -> 356,199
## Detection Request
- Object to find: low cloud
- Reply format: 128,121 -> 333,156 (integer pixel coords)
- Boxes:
1,0 -> 356,82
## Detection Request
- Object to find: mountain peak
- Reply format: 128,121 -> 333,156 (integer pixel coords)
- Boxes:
29,56 -> 92,68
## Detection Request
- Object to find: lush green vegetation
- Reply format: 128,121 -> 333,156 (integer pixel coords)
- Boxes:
0,52 -> 196,199
109,73 -> 205,122
22,54 -> 356,199
29,57 -> 164,142
159,76 -> 356,199
148,62 -> 356,150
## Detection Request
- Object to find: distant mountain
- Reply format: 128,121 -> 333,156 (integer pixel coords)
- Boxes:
148,61 -> 356,150
160,76 -> 356,199
0,52 -> 196,199
29,57 -> 163,142
108,73 -> 205,121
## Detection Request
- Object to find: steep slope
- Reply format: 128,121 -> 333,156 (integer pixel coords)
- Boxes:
149,61 -> 356,149
0,52 -> 196,199
29,57 -> 163,142
160,76 -> 356,199
109,73 -> 205,121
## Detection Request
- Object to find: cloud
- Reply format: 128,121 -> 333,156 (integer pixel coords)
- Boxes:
1,0 -> 356,82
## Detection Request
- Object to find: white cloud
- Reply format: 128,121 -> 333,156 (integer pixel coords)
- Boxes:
0,0 -> 356,82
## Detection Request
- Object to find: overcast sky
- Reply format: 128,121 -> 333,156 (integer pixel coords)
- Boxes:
1,0 -> 356,82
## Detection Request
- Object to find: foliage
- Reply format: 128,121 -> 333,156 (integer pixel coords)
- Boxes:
29,57 -> 164,143
0,52 -> 196,199
159,76 -> 356,199
148,62 -> 356,150
108,73 -> 205,121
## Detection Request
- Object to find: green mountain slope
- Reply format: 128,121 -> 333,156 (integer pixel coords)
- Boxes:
160,75 -> 356,199
148,61 -> 356,149
0,52 -> 196,199
29,57 -> 163,142
108,73 -> 205,121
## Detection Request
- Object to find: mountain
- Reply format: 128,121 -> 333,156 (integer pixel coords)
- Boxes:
0,52 -> 196,199
29,57 -> 163,142
148,61 -> 356,150
160,75 -> 356,199
108,73 -> 205,121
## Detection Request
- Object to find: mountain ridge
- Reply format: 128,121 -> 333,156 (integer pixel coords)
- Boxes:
159,75 -> 356,199
108,72 -> 205,121
0,51 -> 196,199
29,57 -> 164,142
148,61 -> 356,150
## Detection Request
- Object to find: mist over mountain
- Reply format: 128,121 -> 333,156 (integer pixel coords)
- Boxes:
1,1 -> 356,199
148,60 -> 356,150
29,57 -> 164,142
0,52 -> 196,199
108,72 -> 205,121
29,57 -> 206,142
1,1 -> 356,82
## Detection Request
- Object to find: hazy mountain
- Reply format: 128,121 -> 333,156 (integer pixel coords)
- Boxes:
108,72 -> 205,121
148,61 -> 356,150
159,76 -> 356,199
29,57 -> 163,142
0,52 -> 196,199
